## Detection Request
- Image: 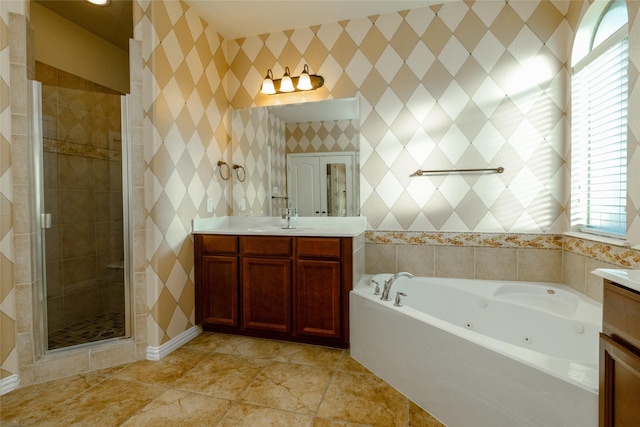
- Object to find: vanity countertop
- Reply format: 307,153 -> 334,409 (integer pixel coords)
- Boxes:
192,216 -> 367,237
592,268 -> 640,293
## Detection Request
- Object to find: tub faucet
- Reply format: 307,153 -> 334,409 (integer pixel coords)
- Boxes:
381,272 -> 413,301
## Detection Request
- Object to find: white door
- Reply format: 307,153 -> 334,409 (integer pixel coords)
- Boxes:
288,155 -> 321,216
288,153 -> 355,216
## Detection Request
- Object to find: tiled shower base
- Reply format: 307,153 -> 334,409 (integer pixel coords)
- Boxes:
48,312 -> 125,350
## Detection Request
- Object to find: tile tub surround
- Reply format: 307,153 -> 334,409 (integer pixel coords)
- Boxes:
365,231 -> 640,303
0,333 -> 444,427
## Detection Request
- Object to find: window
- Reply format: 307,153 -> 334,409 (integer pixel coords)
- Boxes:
571,0 -> 628,238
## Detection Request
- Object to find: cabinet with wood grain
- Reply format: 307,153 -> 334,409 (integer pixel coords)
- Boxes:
599,279 -> 640,427
194,233 -> 353,347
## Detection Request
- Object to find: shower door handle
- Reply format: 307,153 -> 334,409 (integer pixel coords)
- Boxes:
41,213 -> 52,229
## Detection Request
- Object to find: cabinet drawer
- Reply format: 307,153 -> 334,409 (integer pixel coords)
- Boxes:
241,236 -> 291,257
297,237 -> 341,259
200,235 -> 238,255
603,280 -> 640,351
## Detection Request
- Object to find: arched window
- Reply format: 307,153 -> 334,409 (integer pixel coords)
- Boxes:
571,0 -> 628,237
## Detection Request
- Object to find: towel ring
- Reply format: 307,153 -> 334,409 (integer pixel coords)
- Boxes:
217,160 -> 230,180
233,164 -> 246,182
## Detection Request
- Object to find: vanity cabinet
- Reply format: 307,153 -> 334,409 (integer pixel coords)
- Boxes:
599,279 -> 640,427
194,233 -> 353,347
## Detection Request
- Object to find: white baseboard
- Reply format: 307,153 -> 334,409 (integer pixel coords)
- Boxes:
146,325 -> 202,361
0,374 -> 19,395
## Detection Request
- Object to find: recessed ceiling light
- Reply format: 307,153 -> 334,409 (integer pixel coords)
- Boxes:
87,0 -> 110,5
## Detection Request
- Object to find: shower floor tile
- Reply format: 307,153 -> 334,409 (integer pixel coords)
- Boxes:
48,312 -> 125,350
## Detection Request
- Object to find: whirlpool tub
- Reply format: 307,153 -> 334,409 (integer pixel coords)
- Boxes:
349,274 -> 601,427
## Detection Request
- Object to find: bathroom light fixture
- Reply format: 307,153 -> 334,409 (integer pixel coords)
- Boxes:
87,0 -> 110,5
280,67 -> 294,92
260,64 -> 324,95
261,70 -> 276,95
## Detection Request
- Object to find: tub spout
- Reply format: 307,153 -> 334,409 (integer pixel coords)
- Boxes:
381,272 -> 413,301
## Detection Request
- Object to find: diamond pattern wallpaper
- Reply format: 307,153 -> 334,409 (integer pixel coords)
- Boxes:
135,0 -> 229,346
228,1 -> 579,233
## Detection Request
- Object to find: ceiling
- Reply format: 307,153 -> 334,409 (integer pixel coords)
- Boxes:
34,0 -> 451,50
184,1 -> 452,40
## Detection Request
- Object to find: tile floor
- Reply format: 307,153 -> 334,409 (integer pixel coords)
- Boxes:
48,312 -> 126,350
0,332 -> 445,426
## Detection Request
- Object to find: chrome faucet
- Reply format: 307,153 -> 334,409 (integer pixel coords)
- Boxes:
282,207 -> 298,229
381,272 -> 413,301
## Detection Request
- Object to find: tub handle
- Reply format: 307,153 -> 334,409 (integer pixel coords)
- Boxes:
372,279 -> 381,295
394,292 -> 407,307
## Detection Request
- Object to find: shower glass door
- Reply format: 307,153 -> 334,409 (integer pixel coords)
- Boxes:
35,62 -> 130,351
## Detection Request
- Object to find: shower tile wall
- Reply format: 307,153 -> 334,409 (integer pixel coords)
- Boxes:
36,61 -> 124,335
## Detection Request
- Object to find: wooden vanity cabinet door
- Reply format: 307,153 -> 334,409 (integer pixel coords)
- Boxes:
194,234 -> 239,327
242,257 -> 292,333
295,258 -> 341,339
294,237 -> 349,341
240,236 -> 293,334
599,334 -> 640,427
600,280 -> 640,427
200,255 -> 239,326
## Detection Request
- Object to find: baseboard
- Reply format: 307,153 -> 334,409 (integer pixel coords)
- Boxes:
146,325 -> 201,361
0,374 -> 19,395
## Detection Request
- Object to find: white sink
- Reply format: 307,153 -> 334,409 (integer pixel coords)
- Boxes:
247,226 -> 313,233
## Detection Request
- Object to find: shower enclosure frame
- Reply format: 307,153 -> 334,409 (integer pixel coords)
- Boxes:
31,80 -> 133,353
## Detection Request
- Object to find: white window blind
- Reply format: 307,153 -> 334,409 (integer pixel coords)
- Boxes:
571,37 -> 628,237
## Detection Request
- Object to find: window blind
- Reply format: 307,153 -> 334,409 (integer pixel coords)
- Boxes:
571,37 -> 628,237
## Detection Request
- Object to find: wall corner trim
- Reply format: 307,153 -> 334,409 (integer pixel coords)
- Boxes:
0,374 -> 20,396
145,325 -> 202,361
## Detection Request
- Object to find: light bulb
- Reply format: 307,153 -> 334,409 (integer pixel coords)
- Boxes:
279,67 -> 294,92
297,64 -> 312,90
260,70 -> 276,95
87,0 -> 110,5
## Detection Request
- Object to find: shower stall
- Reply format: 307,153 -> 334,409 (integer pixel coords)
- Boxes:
32,62 -> 131,351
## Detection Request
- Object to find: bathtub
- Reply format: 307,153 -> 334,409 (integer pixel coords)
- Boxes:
350,274 -> 601,427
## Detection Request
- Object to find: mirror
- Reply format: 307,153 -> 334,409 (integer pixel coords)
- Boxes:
230,97 -> 360,216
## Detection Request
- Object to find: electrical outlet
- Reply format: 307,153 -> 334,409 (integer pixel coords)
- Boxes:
206,198 -> 213,213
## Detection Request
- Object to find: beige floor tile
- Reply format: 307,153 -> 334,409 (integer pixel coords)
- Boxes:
317,371 -> 408,427
312,418 -> 368,426
120,389 -> 231,426
241,361 -> 333,414
113,348 -> 206,386
0,373 -> 106,425
171,352 -> 268,400
337,354 -> 372,374
1,333 -> 446,426
409,401 -> 445,427
182,331 -> 236,353
214,335 -> 285,359
218,403 -> 313,427
273,341 -> 344,369
42,378 -> 165,425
